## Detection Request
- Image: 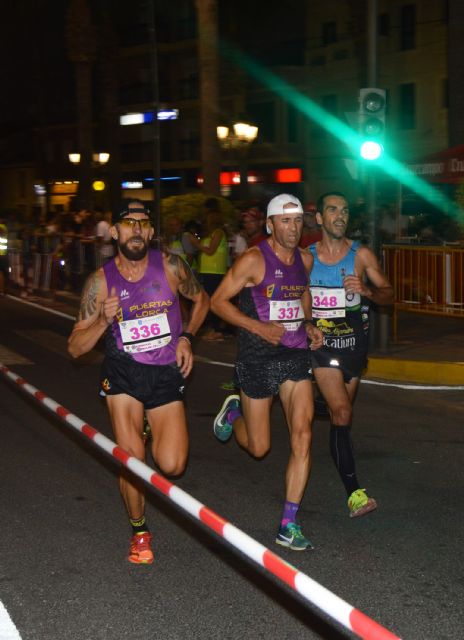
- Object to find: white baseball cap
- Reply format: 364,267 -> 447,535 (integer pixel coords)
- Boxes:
266,194 -> 303,233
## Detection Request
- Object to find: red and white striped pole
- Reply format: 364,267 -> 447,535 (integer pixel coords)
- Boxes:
1,363 -> 401,640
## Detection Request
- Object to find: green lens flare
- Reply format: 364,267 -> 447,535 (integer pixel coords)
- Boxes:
360,141 -> 383,161
222,44 -> 461,219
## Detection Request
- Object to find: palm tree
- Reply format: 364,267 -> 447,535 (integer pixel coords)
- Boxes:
98,10 -> 121,215
65,0 -> 97,209
195,0 -> 220,195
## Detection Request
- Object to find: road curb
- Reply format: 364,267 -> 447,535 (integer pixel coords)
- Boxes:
367,356 -> 464,385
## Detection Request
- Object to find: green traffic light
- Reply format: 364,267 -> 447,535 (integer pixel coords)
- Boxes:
360,140 -> 383,161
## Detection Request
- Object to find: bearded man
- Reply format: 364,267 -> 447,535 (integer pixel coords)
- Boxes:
68,199 -> 209,564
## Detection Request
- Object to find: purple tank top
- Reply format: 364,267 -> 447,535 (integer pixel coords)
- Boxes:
103,249 -> 182,365
250,240 -> 308,349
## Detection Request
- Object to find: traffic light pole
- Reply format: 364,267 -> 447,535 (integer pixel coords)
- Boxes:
366,0 -> 389,352
366,0 -> 378,255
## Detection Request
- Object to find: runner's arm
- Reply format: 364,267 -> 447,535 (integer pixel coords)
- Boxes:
211,249 -> 285,344
166,253 -> 209,337
301,251 -> 324,349
348,247 -> 394,306
197,228 -> 225,255
165,253 -> 209,376
68,270 -> 117,358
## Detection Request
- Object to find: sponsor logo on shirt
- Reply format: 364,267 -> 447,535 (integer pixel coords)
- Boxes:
274,269 -> 283,278
120,288 -> 130,300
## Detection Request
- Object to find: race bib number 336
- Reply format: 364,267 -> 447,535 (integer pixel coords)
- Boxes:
119,314 -> 171,353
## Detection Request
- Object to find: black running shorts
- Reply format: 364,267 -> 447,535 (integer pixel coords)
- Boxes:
310,348 -> 367,383
234,349 -> 311,399
100,357 -> 185,409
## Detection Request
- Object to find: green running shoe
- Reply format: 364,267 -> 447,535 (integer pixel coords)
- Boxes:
213,394 -> 240,442
275,522 -> 314,551
348,488 -> 377,518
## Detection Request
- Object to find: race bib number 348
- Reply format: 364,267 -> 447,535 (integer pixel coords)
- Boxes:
311,287 -> 345,319
119,314 -> 171,353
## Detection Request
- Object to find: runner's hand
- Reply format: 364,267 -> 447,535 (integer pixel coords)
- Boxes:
343,274 -> 368,296
176,338 -> 193,376
306,324 -> 323,350
259,321 -> 285,345
102,286 -> 120,325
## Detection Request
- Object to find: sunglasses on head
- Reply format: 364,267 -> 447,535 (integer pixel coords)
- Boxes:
119,217 -> 152,229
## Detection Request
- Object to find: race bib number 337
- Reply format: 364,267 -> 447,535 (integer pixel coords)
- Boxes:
269,299 -> 303,331
119,314 -> 171,353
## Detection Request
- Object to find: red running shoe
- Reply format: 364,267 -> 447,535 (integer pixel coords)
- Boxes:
128,532 -> 154,564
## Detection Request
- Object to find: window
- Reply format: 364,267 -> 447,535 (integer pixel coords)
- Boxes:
322,94 -> 338,116
19,172 -> 26,198
286,105 -> 298,143
247,102 -> 276,143
121,142 -> 154,164
399,83 -> 416,129
119,83 -> 152,105
322,21 -> 337,46
333,49 -> 349,61
442,78 -> 449,109
378,13 -> 390,36
400,4 -> 416,50
179,74 -> 198,99
310,55 -> 326,67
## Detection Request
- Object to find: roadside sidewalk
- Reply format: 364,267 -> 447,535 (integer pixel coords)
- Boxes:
367,311 -> 464,385
9,290 -> 464,386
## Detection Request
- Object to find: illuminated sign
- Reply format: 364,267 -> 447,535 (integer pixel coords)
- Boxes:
157,109 -> 179,121
120,109 -> 179,125
274,168 -> 302,183
122,181 -> 144,189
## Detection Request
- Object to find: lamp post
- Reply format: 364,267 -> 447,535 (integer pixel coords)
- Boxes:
217,120 -> 258,201
68,152 -> 110,165
68,152 -> 111,208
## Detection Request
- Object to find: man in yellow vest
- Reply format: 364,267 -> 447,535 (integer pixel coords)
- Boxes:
0,217 -> 8,296
190,198 -> 228,341
165,215 -> 187,260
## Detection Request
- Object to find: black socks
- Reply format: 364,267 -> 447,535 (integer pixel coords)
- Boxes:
329,424 -> 360,497
130,515 -> 149,535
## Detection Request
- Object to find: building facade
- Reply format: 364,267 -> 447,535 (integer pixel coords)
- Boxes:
0,0 -> 454,218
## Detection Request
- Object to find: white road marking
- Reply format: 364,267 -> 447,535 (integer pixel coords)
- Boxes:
8,294 -> 462,391
14,330 -> 102,365
194,355 -> 464,391
7,294 -> 75,321
0,346 -> 32,365
0,601 -> 22,639
361,378 -> 464,391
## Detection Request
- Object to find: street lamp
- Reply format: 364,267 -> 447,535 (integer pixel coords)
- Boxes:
216,119 -> 258,200
68,152 -> 110,165
68,152 -> 111,208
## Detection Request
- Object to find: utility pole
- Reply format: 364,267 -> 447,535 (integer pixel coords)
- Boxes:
366,0 -> 378,255
366,0 -> 389,352
148,0 -> 161,240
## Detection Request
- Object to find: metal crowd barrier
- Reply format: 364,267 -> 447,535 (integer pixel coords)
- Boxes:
382,244 -> 464,339
7,234 -> 99,295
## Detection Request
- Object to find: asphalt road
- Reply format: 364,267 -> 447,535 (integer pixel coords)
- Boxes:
0,296 -> 463,640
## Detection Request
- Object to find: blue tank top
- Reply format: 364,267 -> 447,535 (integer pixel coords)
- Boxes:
309,241 -> 369,355
103,249 -> 182,365
237,240 -> 308,363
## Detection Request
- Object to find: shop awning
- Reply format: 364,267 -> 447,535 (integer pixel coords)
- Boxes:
407,144 -> 464,184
